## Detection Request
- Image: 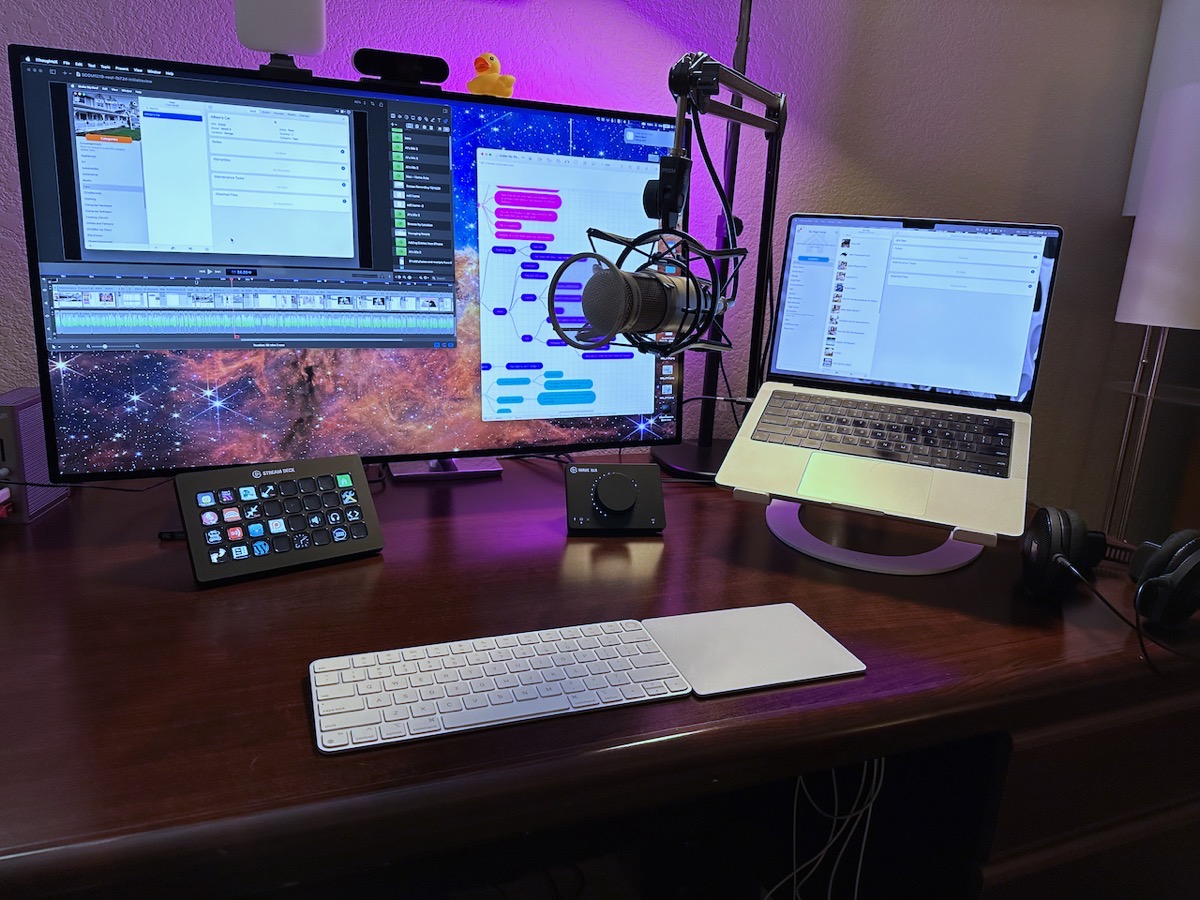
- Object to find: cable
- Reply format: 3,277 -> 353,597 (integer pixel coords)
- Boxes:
827,760 -> 884,899
1052,554 -> 1200,674
681,394 -> 753,409
717,356 -> 744,429
681,392 -> 750,435
851,763 -> 882,900
0,476 -> 171,493
762,759 -> 886,900
689,101 -> 743,308
803,761 -> 881,898
758,249 -> 778,390
500,452 -> 577,464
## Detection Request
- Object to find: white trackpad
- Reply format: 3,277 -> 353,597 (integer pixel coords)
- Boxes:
797,454 -> 933,517
642,604 -> 864,697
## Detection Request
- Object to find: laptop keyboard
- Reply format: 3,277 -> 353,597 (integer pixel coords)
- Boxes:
751,391 -> 1013,478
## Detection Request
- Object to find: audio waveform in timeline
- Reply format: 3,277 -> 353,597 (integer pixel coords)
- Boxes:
55,309 -> 456,335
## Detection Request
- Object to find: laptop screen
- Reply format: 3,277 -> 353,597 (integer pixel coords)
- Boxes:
767,215 -> 1062,411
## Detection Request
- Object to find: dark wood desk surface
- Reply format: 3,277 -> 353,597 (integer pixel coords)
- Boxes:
2,458 -> 1196,895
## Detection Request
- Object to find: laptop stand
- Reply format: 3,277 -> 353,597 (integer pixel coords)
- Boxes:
765,500 -> 985,576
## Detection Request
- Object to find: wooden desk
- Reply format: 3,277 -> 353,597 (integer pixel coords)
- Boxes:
3,459 -> 1200,897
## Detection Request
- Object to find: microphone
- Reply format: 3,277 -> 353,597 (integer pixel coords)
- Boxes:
580,267 -> 718,341
546,227 -> 739,356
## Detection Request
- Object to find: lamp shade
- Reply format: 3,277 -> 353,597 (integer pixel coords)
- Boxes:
1116,80 -> 1200,329
1124,0 -> 1200,215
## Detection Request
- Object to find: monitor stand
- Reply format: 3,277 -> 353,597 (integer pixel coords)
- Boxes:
651,438 -> 732,481
387,457 -> 503,482
765,500 -> 984,575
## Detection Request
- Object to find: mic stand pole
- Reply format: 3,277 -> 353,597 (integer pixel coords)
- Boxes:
696,0 -> 752,473
653,2 -> 786,479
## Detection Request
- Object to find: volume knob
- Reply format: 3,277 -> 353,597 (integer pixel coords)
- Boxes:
593,472 -> 638,514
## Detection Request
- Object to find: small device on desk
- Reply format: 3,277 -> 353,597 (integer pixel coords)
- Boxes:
174,455 -> 382,585
564,463 -> 665,535
0,387 -> 69,524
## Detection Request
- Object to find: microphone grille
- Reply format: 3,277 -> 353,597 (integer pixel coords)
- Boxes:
581,268 -> 634,338
629,275 -> 670,333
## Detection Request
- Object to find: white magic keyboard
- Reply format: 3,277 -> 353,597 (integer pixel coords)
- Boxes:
309,619 -> 692,752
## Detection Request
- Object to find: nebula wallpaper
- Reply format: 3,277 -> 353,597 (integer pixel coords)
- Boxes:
31,68 -> 680,479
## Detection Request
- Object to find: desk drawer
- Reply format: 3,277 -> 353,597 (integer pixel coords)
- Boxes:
983,689 -> 1200,897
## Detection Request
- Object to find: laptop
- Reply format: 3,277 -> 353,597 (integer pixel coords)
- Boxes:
717,214 -> 1062,540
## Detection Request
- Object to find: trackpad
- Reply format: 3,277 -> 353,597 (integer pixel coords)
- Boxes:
798,454 -> 933,516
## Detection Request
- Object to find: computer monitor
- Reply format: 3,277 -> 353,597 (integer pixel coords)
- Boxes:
8,45 -> 682,482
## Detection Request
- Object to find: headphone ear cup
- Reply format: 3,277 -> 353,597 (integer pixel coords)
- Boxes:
1061,508 -> 1088,569
1136,544 -> 1200,629
1135,532 -> 1200,627
1132,529 -> 1200,582
1021,507 -> 1072,599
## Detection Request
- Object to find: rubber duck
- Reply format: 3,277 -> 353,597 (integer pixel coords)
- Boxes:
467,53 -> 515,98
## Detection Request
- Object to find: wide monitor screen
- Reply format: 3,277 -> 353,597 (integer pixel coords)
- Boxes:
9,45 -> 682,481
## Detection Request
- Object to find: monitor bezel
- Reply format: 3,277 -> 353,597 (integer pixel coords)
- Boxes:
9,43 -> 685,483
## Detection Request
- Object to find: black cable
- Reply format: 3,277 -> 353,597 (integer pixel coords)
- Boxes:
689,107 -> 744,305
758,249 -> 778,390
691,98 -> 776,392
0,476 -> 171,493
681,394 -> 753,409
1053,554 -> 1200,674
717,356 -> 744,429
501,452 -> 577,466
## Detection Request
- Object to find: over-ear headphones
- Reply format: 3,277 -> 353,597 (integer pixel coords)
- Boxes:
1020,507 -> 1110,600
1021,507 -> 1200,629
1129,529 -> 1200,629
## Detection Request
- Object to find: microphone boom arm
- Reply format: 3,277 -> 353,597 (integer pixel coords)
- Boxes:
654,51 -> 786,395
652,52 -> 786,236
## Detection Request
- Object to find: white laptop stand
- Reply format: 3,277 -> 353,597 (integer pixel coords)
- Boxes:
764,500 -> 985,575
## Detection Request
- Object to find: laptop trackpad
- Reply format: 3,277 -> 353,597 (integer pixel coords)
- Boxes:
797,454 -> 933,517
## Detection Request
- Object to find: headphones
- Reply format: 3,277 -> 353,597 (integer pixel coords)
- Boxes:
1021,507 -> 1200,629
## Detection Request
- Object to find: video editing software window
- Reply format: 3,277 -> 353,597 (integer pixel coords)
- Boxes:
11,47 -> 681,479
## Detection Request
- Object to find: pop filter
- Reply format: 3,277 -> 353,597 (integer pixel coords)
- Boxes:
546,227 -> 740,357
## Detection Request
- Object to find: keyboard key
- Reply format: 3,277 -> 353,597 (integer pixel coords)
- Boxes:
319,709 -> 381,732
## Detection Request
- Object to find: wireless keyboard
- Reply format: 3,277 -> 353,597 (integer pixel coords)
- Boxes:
174,454 -> 383,584
309,620 -> 692,752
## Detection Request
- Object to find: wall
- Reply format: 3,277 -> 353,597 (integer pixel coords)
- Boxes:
0,0 -> 1163,526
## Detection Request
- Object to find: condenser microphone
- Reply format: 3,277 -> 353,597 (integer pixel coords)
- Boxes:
580,267 -> 718,340
546,227 -> 738,355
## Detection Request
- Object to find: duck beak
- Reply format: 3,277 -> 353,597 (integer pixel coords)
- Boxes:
474,56 -> 489,73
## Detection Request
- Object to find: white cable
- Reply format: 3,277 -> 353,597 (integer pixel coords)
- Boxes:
802,765 -> 868,896
762,759 -> 886,900
852,759 -> 884,899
